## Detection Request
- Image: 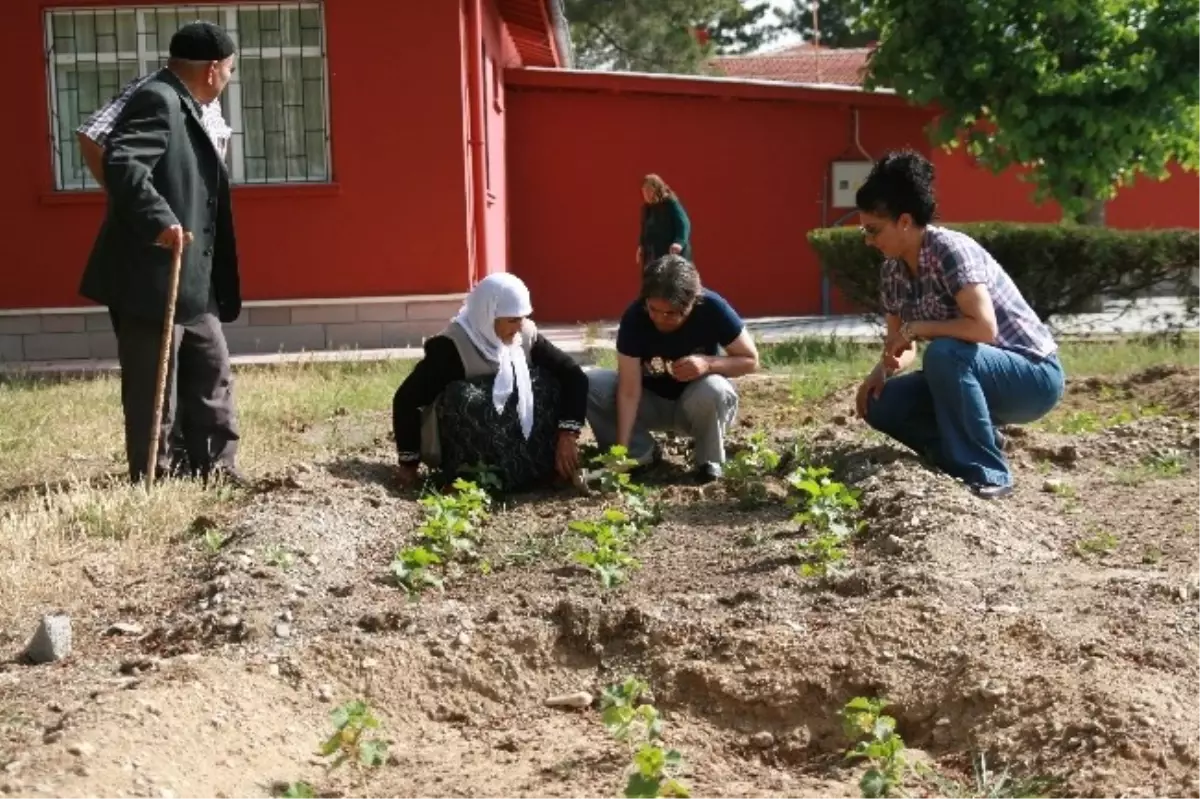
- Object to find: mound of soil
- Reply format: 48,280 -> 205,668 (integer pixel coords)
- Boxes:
0,369 -> 1197,799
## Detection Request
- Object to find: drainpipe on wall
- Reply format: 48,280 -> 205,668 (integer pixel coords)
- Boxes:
466,0 -> 489,284
820,108 -> 873,315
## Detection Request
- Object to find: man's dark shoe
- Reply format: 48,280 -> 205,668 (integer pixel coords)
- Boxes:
693,462 -> 723,484
971,483 -> 1013,500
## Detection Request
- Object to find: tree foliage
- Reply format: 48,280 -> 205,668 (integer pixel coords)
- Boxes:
565,0 -> 776,73
774,0 -> 878,48
860,0 -> 1200,223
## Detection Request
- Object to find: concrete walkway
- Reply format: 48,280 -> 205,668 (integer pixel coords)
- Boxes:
1,297 -> 1192,378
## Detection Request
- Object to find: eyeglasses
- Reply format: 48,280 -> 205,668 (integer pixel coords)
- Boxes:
644,301 -> 688,320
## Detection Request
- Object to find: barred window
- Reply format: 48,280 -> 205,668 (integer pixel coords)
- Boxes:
45,2 -> 331,190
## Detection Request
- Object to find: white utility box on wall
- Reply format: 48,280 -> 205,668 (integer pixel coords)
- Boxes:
830,161 -> 874,208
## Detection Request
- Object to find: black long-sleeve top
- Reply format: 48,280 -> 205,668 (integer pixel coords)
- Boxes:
392,333 -> 588,463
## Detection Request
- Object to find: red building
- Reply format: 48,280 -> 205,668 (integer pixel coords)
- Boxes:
1,0 -> 567,362
1,5 -> 1195,362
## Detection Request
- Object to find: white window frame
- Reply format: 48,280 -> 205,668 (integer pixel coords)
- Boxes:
45,2 -> 333,191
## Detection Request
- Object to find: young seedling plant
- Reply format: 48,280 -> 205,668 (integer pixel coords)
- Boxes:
570,509 -> 643,588
788,465 -> 865,578
586,445 -> 664,525
391,478 -> 491,594
569,446 -> 662,589
319,700 -> 388,774
600,677 -> 690,799
723,431 -> 782,508
842,698 -> 1058,799
457,459 -> 505,494
841,696 -> 908,798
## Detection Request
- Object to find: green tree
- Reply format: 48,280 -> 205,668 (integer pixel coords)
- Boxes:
565,0 -> 776,73
861,0 -> 1200,224
775,0 -> 878,48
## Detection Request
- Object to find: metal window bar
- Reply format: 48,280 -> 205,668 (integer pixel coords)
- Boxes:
44,2 -> 331,191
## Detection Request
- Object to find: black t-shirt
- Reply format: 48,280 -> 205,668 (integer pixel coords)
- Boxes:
616,289 -> 744,400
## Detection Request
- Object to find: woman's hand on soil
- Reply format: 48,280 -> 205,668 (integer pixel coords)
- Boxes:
556,432 -> 580,481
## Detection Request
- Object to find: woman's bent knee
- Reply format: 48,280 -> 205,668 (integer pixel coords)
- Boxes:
921,337 -> 977,377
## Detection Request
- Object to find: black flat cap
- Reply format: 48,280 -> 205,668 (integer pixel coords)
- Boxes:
169,21 -> 236,61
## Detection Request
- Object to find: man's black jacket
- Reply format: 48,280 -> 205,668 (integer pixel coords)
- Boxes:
81,68 -> 241,325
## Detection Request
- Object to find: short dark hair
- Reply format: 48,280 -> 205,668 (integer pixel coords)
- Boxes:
855,149 -> 937,226
641,255 -> 703,308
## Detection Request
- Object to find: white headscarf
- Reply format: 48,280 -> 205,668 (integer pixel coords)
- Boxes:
453,273 -> 536,440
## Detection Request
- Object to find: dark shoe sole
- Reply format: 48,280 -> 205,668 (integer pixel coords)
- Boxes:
971,483 -> 1013,500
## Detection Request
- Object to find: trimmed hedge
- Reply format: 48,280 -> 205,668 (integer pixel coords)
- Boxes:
806,222 -> 1199,321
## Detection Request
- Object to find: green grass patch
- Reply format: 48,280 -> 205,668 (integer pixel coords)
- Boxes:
0,359 -> 415,490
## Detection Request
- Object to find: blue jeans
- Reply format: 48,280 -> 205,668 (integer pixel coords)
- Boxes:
865,338 -> 1065,487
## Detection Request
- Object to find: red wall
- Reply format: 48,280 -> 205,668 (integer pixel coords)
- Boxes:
507,71 -> 1197,322
934,147 -> 1199,229
505,71 -> 932,322
3,0 -> 476,310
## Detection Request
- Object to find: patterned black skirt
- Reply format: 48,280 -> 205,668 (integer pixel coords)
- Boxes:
434,366 -> 562,492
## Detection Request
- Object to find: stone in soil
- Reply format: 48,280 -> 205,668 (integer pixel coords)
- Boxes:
750,731 -> 776,749
23,614 -> 72,665
543,692 -> 592,709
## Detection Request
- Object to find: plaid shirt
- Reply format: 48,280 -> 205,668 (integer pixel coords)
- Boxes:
77,72 -> 231,161
879,225 -> 1057,359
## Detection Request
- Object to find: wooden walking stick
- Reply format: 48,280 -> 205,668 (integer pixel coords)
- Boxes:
144,232 -> 187,490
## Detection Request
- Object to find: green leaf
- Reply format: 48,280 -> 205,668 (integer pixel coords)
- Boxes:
358,738 -> 388,767
625,773 -> 662,799
860,768 -> 890,798
633,744 -> 666,778
658,778 -> 691,798
318,732 -> 342,757
278,782 -> 315,799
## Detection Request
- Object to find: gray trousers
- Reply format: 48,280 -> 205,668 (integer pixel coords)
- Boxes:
585,368 -> 738,465
114,312 -> 240,481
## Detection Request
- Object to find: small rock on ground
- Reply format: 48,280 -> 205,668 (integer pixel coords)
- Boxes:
24,614 -> 72,664
750,731 -> 775,749
544,692 -> 592,709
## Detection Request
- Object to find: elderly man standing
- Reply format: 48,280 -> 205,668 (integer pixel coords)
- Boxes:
77,66 -> 232,477
586,255 -> 760,483
80,21 -> 244,485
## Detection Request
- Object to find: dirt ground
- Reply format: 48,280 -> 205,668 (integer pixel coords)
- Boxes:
0,365 -> 1197,799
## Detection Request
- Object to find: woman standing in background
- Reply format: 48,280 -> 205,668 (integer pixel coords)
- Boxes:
637,174 -> 692,270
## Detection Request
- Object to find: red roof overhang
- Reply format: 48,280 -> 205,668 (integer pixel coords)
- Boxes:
496,0 -> 562,68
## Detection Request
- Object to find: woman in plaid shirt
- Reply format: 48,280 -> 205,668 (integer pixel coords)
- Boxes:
853,150 -> 1065,499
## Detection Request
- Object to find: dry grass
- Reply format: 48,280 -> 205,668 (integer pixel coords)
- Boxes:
0,477 -> 230,626
0,359 -> 411,629
0,359 -> 413,490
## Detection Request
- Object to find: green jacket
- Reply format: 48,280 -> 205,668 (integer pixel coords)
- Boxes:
639,196 -> 692,263
81,69 -> 241,325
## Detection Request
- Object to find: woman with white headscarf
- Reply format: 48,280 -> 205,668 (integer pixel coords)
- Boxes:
392,273 -> 587,491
